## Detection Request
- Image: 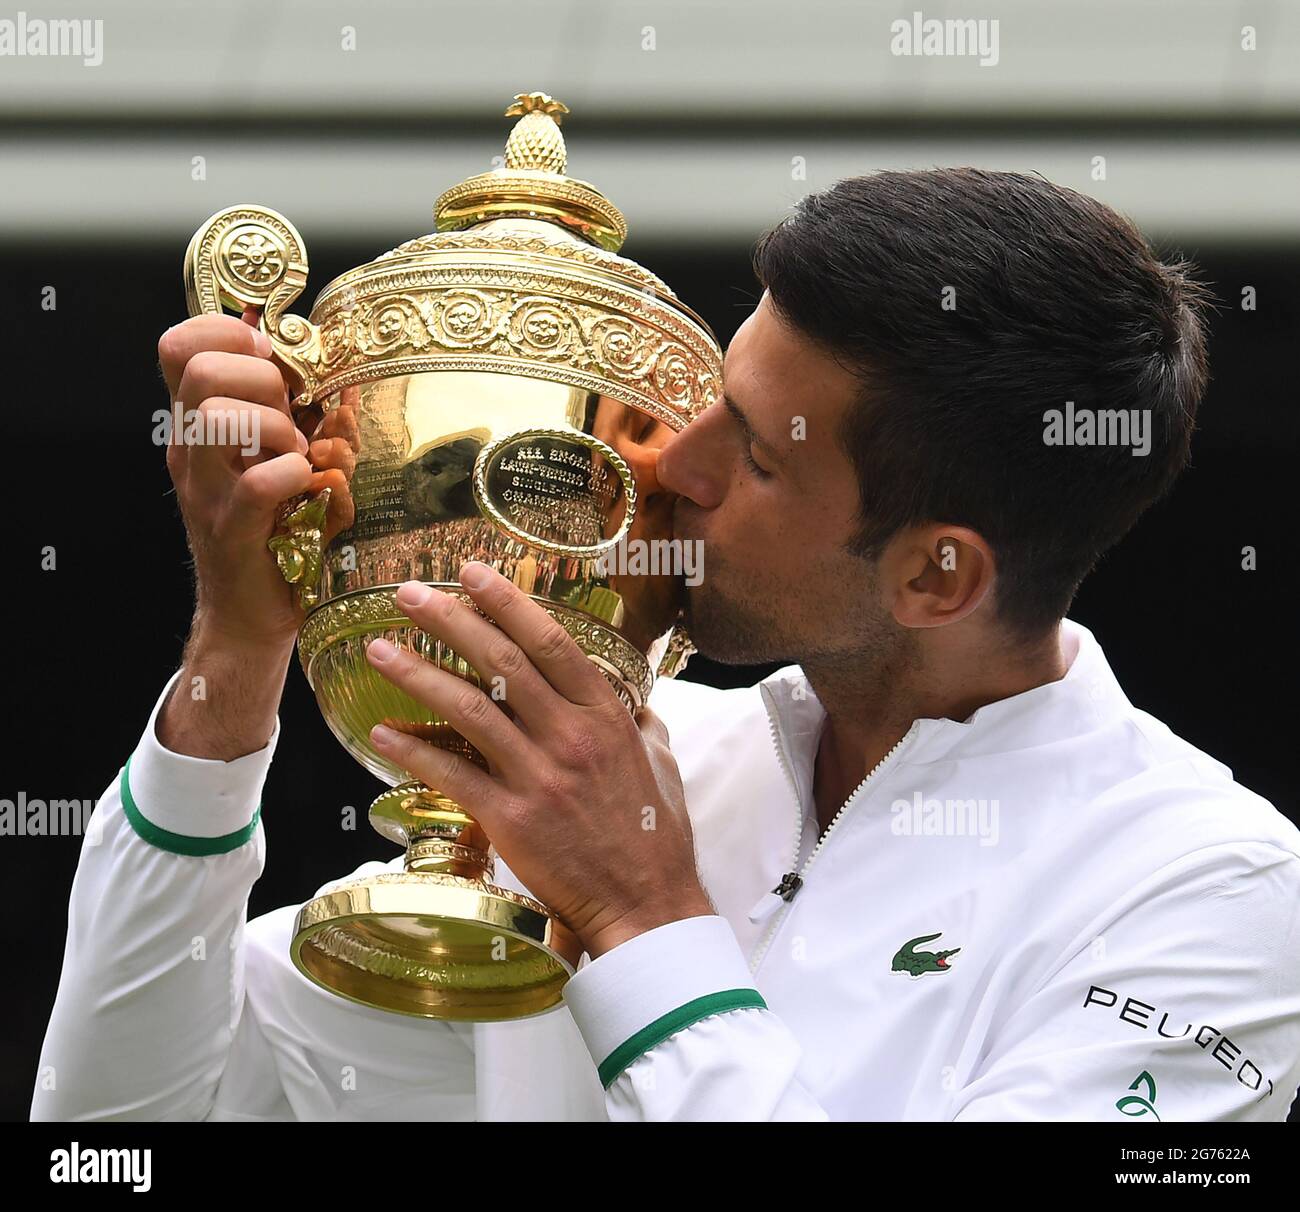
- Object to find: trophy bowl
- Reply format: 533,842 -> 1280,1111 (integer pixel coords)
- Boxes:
181,92 -> 722,1020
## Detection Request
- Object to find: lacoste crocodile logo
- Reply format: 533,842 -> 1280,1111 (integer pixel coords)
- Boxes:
891,932 -> 961,977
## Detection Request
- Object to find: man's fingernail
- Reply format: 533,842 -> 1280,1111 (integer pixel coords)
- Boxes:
396,580 -> 432,607
367,638 -> 398,663
371,723 -> 400,748
460,561 -> 491,589
296,431 -> 309,456
251,328 -> 273,357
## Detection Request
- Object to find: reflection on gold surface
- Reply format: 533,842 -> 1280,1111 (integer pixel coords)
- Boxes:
311,370 -> 681,672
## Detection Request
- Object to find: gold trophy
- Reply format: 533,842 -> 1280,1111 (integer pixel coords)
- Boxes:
182,92 -> 721,1021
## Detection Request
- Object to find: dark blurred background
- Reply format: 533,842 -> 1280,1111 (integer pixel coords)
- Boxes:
2,0 -> 1297,1121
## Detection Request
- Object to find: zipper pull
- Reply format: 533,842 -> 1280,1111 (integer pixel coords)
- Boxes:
747,872 -> 804,923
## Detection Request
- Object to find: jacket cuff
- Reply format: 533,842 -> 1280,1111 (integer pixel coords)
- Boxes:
563,914 -> 766,1089
121,670 -> 279,856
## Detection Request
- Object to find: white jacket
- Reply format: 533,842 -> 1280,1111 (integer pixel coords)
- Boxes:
31,619 -> 1300,1121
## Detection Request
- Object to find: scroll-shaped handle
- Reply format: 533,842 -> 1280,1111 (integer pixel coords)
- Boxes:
184,205 -> 329,611
183,204 -> 323,406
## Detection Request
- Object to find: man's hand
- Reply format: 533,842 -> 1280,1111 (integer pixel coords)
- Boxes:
365,563 -> 715,959
158,310 -> 355,650
154,311 -> 355,759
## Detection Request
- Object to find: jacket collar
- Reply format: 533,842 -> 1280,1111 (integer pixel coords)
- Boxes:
757,618 -> 1133,792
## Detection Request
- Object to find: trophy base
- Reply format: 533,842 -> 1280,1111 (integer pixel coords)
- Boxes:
290,869 -> 583,1020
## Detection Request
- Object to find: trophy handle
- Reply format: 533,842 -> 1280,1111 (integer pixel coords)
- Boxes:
183,204 -> 323,407
184,204 -> 329,611
266,487 -> 331,612
655,621 -> 696,679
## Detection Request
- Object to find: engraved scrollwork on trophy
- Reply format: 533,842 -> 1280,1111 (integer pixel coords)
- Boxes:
653,343 -> 698,410
318,312 -> 355,370
375,230 -> 673,298
505,296 -> 584,362
422,289 -> 503,349
351,294 -> 433,357
183,204 -> 323,407
298,588 -> 416,670
588,314 -> 655,377
301,248 -> 723,425
296,587 -> 652,707
547,609 -> 652,708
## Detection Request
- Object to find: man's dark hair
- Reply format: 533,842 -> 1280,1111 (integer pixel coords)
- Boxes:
751,167 -> 1212,637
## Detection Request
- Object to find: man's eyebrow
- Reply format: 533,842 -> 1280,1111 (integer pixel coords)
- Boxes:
722,392 -> 784,461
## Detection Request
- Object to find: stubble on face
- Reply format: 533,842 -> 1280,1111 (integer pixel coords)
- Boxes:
680,550 -> 779,665
680,518 -> 919,698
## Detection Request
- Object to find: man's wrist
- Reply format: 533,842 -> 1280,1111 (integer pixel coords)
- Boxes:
582,890 -> 716,960
156,617 -> 295,760
124,669 -> 276,849
187,610 -> 299,663
563,913 -> 764,1089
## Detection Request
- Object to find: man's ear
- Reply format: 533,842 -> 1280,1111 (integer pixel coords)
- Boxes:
885,525 -> 996,629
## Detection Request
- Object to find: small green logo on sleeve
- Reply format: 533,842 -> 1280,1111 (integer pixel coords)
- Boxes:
891,932 -> 961,977
1116,1070 -> 1160,1121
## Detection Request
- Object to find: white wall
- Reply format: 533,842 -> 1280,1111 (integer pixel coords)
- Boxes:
1,0 -> 1295,246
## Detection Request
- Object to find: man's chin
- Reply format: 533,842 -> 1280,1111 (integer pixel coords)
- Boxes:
682,585 -> 781,667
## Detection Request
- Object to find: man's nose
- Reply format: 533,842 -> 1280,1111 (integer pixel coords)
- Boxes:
657,404 -> 728,510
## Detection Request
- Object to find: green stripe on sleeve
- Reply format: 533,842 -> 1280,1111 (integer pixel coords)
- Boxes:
598,987 -> 768,1088
119,757 -> 261,856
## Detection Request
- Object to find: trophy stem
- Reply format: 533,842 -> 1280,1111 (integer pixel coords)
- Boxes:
404,835 -> 493,880
288,776 -> 584,1019
370,780 -> 495,882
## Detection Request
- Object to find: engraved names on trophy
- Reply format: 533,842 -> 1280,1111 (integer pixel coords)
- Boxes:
477,432 -> 626,553
348,378 -> 412,542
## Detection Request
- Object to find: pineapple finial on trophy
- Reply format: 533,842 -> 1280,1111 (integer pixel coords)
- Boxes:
503,91 -> 570,174
434,88 -> 628,251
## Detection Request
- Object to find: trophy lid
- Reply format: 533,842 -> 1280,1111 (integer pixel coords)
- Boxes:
434,91 -> 629,252
185,92 -> 722,426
